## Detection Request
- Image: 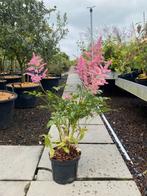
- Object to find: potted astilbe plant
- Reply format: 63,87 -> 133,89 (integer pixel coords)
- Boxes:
6,53 -> 47,108
26,37 -> 111,184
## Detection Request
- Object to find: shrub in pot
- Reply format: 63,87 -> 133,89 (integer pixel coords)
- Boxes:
103,29 -> 133,77
0,90 -> 17,129
28,38 -> 111,184
103,28 -> 143,82
43,85 -> 109,184
41,52 -> 71,91
6,54 -> 47,108
130,25 -> 147,85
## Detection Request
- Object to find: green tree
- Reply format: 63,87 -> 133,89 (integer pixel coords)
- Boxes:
48,51 -> 71,75
0,0 -> 68,78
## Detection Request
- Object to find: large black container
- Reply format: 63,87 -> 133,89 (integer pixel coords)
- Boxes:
6,83 -> 39,108
41,77 -> 60,91
0,80 -> 7,90
118,70 -> 141,82
118,73 -> 135,81
0,75 -> 22,84
135,78 -> 147,86
0,91 -> 17,129
0,72 -> 10,76
51,156 -> 80,184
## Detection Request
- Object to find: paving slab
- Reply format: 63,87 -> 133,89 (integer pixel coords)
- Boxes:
66,73 -> 81,82
36,169 -> 52,181
0,181 -> 30,196
64,83 -> 79,92
66,76 -> 81,85
79,115 -> 104,125
27,181 -> 141,196
37,144 -> 132,181
78,144 -> 132,179
0,146 -> 43,180
49,124 -> 113,144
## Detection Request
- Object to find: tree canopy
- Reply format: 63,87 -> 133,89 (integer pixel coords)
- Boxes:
0,0 -> 68,74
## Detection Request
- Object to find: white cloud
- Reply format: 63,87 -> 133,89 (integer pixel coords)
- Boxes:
43,0 -> 147,58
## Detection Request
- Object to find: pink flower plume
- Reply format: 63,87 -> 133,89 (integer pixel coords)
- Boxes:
76,37 -> 111,94
25,53 -> 48,83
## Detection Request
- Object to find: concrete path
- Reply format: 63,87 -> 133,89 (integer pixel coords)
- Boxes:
0,67 -> 141,196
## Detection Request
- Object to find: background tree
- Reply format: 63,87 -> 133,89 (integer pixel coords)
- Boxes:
0,0 -> 68,77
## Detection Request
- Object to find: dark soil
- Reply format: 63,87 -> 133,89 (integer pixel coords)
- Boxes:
52,145 -> 81,161
0,75 -> 67,145
102,81 -> 147,196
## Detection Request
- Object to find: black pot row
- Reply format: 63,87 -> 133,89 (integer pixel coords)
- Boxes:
0,75 -> 60,91
118,70 -> 147,86
0,76 -> 60,130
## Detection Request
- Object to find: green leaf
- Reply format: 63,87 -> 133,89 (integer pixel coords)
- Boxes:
47,120 -> 54,128
62,146 -> 69,153
50,148 -> 55,158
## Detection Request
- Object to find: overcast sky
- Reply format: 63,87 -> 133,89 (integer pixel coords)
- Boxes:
43,0 -> 147,59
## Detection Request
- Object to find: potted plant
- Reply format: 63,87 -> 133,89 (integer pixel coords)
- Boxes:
128,23 -> 147,85
0,52 -> 22,84
41,52 -> 70,91
0,51 -> 20,89
133,40 -> 147,86
27,38 -> 111,184
6,53 -> 48,108
0,90 -> 17,129
103,26 -> 141,82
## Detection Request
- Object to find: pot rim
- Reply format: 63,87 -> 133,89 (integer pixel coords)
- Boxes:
50,154 -> 81,163
0,79 -> 7,82
0,75 -> 22,79
43,76 -> 60,80
0,90 -> 17,103
50,148 -> 81,163
6,82 -> 40,89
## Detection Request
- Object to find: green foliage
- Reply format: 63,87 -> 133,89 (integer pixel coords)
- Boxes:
0,0 -> 68,76
37,85 -> 109,156
130,40 -> 147,75
47,51 -> 71,75
103,25 -> 147,75
103,37 -> 133,73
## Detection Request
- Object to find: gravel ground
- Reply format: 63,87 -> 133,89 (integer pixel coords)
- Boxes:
102,81 -> 147,196
0,75 -> 67,145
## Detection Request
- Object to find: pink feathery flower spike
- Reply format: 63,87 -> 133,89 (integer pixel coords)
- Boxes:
76,36 -> 111,94
25,53 -> 48,83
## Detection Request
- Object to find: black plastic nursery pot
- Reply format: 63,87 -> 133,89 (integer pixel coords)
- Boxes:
0,90 -> 17,129
0,75 -> 22,84
51,156 -> 80,184
6,82 -> 39,108
0,80 -> 7,90
41,76 -> 60,91
0,72 -> 10,76
118,73 -> 135,81
118,70 -> 142,82
135,78 -> 147,86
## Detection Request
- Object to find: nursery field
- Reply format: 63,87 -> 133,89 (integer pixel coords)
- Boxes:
103,84 -> 147,195
0,75 -> 67,145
